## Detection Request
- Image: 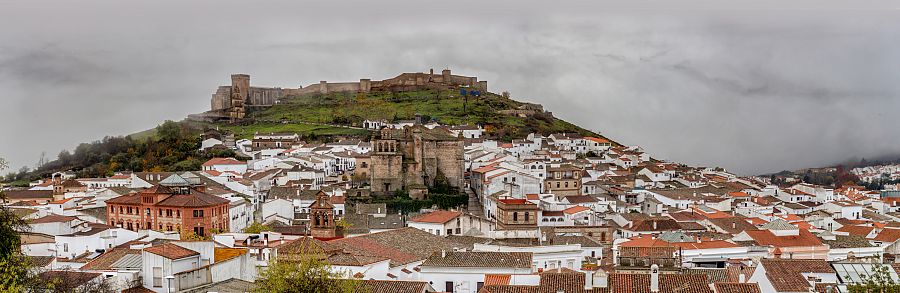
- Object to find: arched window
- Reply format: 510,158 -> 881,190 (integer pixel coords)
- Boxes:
524,212 -> 529,222
513,212 -> 518,222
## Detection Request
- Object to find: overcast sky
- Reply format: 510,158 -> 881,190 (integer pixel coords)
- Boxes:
1,0 -> 899,175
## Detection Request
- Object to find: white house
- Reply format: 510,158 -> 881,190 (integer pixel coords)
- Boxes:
418,251 -> 534,293
55,225 -> 139,260
202,157 -> 248,174
473,243 -> 585,271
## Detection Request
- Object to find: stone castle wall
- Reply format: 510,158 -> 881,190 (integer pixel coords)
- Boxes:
207,69 -> 487,121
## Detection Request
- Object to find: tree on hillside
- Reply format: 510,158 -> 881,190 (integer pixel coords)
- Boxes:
0,156 -> 34,292
255,254 -> 360,293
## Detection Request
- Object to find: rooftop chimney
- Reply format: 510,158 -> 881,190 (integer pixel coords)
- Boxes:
441,250 -> 446,258
650,264 -> 660,293
739,273 -> 746,283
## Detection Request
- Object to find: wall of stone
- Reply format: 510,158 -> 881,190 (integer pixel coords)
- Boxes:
370,144 -> 403,195
247,87 -> 284,106
211,86 -> 232,111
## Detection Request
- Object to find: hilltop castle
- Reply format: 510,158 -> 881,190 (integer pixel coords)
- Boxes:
196,69 -> 487,122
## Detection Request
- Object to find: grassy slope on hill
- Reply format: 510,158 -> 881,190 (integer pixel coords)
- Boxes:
224,89 -> 609,142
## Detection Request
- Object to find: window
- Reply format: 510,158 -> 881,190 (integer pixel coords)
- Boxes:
446,281 -> 454,293
447,229 -> 452,235
513,212 -> 519,221
193,210 -> 204,218
153,267 -> 162,287
63,243 -> 68,252
524,212 -> 529,222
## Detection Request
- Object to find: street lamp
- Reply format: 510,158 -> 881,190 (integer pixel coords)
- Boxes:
165,275 -> 175,293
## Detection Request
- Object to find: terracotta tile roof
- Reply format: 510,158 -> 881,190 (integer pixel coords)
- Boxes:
48,197 -> 75,204
760,259 -> 834,292
608,273 -> 713,293
326,252 -> 389,266
563,206 -> 591,214
538,268 -> 588,292
143,243 -> 199,260
685,268 -> 729,283
708,217 -> 758,234
327,227 -> 463,267
28,214 -> 78,224
422,251 -> 532,268
668,211 -> 706,222
724,265 -> 757,283
498,198 -> 529,205
37,271 -> 101,288
629,219 -> 682,232
714,283 -> 761,293
202,157 -> 245,166
214,247 -> 248,262
2,190 -> 53,199
835,225 -> 875,237
409,210 -> 462,224
586,137 -> 611,143
480,270 -> 610,293
484,274 -> 512,285
565,195 -> 596,204
158,191 -> 230,207
875,228 -> 900,242
619,246 -> 680,258
744,229 -> 823,247
354,280 -> 429,293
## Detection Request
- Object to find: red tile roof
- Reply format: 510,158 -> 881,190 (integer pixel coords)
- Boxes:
143,243 -> 199,260
874,228 -> 900,242
714,282 -> 761,293
409,210 -> 461,224
760,259 -> 834,292
498,198 -> 529,205
29,214 -> 78,224
744,229 -> 823,247
484,274 -> 512,285
836,225 -> 875,237
562,206 -> 590,214
609,273 -> 713,293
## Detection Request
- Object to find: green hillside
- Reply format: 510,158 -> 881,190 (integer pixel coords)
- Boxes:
215,89 -> 609,142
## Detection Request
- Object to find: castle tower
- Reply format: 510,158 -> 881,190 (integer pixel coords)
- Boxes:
442,69 -> 451,83
229,74 -> 250,120
309,191 -> 337,238
231,74 -> 250,101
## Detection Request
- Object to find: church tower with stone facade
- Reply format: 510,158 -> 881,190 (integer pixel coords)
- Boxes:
309,191 -> 337,238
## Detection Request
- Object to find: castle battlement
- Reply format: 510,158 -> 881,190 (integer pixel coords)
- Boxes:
205,69 -> 487,121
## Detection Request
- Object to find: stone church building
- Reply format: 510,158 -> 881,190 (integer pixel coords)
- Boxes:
369,125 -> 465,199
